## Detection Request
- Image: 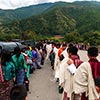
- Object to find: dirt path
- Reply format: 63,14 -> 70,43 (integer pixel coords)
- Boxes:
28,60 -> 62,100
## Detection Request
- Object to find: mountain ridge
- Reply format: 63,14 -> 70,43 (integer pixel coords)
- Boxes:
0,1 -> 100,36
0,1 -> 100,23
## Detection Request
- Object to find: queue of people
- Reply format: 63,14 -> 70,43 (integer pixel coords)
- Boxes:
0,41 -> 45,100
48,42 -> 100,100
0,40 -> 100,100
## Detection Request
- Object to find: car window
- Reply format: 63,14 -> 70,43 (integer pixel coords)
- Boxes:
16,42 -> 26,49
3,43 -> 17,52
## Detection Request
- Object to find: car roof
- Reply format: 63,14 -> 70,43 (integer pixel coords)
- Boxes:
0,41 -> 25,52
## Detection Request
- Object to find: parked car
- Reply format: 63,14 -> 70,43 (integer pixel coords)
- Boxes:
0,42 -> 26,55
20,40 -> 35,47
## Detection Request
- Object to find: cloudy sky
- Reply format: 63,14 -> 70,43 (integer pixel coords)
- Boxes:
0,0 -> 100,9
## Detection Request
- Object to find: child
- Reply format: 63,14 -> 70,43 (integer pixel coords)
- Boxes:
10,85 -> 28,100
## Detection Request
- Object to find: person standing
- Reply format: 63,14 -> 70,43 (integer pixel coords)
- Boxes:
45,42 -> 52,60
36,45 -> 42,69
59,46 -> 82,100
0,50 -> 15,100
25,46 -> 33,75
21,48 -> 30,91
12,47 -> 27,85
73,47 -> 100,100
67,46 -> 83,100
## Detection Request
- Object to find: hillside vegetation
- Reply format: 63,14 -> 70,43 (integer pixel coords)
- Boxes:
0,1 -> 100,45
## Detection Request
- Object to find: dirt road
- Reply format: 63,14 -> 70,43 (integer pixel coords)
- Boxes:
28,59 -> 62,100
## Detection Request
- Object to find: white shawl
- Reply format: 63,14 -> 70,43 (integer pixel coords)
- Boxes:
73,62 -> 99,100
59,59 -> 74,99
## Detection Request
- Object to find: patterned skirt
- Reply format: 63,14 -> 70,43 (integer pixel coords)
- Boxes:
0,80 -> 14,100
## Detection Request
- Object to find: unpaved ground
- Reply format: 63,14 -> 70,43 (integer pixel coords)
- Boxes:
28,60 -> 62,100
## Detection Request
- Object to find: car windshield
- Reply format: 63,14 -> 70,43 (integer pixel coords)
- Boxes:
3,43 -> 17,51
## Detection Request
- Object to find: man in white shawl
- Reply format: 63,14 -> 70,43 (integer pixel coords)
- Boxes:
59,46 -> 83,100
45,42 -> 52,60
73,47 -> 100,100
54,43 -> 68,82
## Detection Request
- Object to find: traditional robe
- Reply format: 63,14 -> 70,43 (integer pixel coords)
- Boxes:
59,55 -> 83,100
73,62 -> 100,100
54,48 -> 68,79
54,48 -> 60,78
45,43 -> 52,60
61,48 -> 68,59
59,58 -> 74,100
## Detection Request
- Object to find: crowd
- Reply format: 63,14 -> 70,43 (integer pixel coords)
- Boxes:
47,42 -> 100,100
0,41 -> 45,100
0,40 -> 100,100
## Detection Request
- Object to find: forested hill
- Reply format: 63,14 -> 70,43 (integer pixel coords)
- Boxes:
0,1 -> 100,36
0,3 -> 54,23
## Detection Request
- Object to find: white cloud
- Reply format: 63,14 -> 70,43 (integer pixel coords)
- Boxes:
0,0 -> 100,9
10,0 -> 22,7
0,0 -> 32,9
0,0 -> 11,9
0,0 -> 74,9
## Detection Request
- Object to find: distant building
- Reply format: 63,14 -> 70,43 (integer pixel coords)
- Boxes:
54,35 -> 64,39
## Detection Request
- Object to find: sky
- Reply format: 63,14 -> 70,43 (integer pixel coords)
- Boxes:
0,0 -> 100,9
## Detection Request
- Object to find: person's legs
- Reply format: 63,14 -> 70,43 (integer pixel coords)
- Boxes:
41,55 -> 44,65
33,61 -> 37,69
35,59 -> 41,69
24,78 -> 29,91
16,68 -> 25,85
